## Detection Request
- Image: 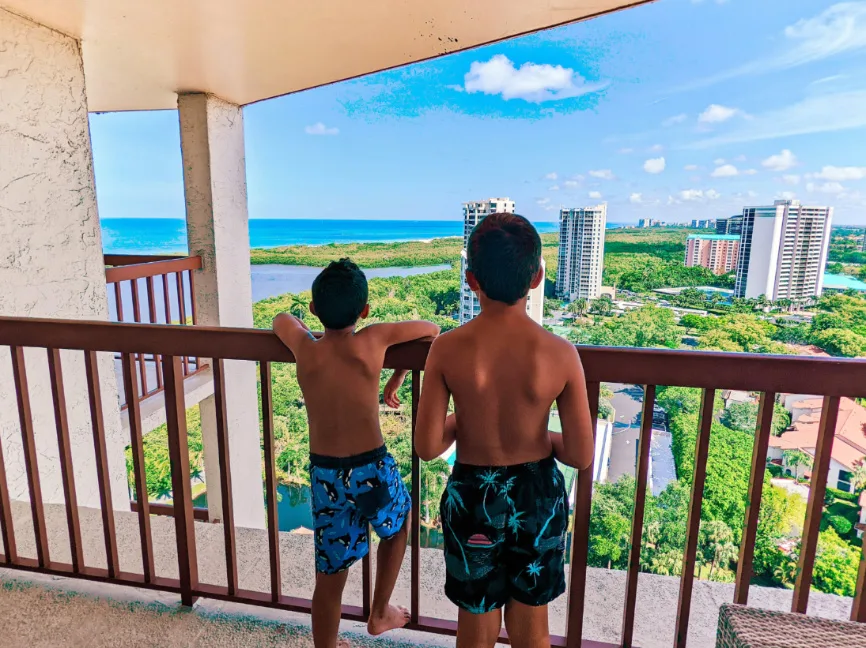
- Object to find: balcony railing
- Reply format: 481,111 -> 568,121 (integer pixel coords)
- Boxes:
0,315 -> 865,647
104,255 -> 204,405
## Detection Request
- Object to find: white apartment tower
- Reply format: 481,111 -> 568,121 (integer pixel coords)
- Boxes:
556,205 -> 607,301
734,200 -> 833,302
459,198 -> 545,325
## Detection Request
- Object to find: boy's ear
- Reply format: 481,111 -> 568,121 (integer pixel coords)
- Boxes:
360,304 -> 370,319
466,270 -> 480,293
530,265 -> 545,290
309,302 -> 317,317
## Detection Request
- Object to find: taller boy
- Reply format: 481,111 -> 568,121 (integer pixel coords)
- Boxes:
415,213 -> 595,648
274,258 -> 439,648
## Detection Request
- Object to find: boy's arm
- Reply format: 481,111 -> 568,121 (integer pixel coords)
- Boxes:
414,338 -> 455,461
365,321 -> 441,348
272,313 -> 314,353
554,345 -> 595,470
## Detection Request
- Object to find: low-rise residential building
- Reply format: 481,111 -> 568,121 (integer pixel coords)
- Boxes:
770,396 -> 866,492
685,234 -> 740,275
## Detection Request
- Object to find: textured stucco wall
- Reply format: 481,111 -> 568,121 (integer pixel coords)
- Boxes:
178,93 -> 265,530
0,9 -> 130,513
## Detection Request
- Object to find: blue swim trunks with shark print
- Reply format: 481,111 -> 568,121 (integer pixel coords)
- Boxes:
310,445 -> 410,574
440,454 -> 568,612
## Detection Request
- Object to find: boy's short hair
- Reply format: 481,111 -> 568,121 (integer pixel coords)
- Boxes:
467,212 -> 542,305
312,258 -> 368,329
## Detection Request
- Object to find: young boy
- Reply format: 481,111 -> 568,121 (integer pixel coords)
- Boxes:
273,258 -> 440,648
414,213 -> 595,648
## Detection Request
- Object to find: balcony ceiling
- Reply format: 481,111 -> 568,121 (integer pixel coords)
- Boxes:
1,0 -> 651,112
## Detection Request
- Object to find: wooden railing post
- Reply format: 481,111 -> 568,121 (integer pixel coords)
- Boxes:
565,381 -> 600,648
163,355 -> 199,606
410,369 -> 421,625
213,359 -> 239,595
793,396 -> 840,614
621,385 -> 656,648
260,361 -> 282,603
674,388 -> 715,648
734,391 -> 775,605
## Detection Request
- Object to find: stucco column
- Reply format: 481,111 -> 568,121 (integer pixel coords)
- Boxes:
177,93 -> 266,530
0,9 -> 130,515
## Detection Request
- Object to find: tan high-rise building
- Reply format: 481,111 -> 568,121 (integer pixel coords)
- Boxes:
685,234 -> 740,275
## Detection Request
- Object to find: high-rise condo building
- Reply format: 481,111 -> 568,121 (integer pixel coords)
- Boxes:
685,234 -> 740,275
734,200 -> 832,302
556,205 -> 607,301
717,215 -> 744,236
460,198 -> 546,326
690,219 -> 715,229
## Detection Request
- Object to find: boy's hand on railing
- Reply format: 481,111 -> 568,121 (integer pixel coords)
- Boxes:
384,370 -> 409,408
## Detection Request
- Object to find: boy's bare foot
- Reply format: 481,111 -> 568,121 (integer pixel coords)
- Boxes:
367,605 -> 410,635
337,639 -> 351,648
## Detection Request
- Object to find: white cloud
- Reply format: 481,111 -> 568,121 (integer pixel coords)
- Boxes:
680,189 -> 704,201
714,158 -> 726,165
686,91 -> 866,148
734,155 -> 747,162
589,191 -> 603,200
649,144 -> 664,152
743,169 -> 758,175
747,190 -> 759,198
711,164 -> 739,177
305,122 -> 339,135
806,181 -> 845,194
699,104 -> 741,123
643,157 -> 666,174
663,114 -> 688,127
463,54 -> 607,102
782,174 -> 801,185
678,4 -> 866,89
779,191 -> 797,200
762,149 -> 798,171
678,189 -> 721,201
618,148 -> 635,154
544,205 -> 557,211
536,198 -> 551,205
563,180 -> 580,189
446,84 -> 465,92
549,185 -> 560,191
813,166 -> 866,181
545,172 -> 558,180
589,169 -> 614,180
629,193 -> 643,204
684,164 -> 699,171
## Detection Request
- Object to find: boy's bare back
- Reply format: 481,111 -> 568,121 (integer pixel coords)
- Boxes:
274,317 -> 440,457
422,309 -> 592,466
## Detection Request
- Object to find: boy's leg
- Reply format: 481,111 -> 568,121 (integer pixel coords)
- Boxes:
312,569 -> 350,648
457,608 -> 502,648
368,518 -> 410,634
503,600 -> 550,648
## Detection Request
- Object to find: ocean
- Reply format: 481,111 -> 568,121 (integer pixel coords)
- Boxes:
101,218 -> 625,255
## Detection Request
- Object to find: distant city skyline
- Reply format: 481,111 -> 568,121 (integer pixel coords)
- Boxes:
89,0 -> 866,225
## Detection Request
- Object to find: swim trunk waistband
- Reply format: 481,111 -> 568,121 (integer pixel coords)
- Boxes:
309,445 -> 387,470
451,453 -> 556,477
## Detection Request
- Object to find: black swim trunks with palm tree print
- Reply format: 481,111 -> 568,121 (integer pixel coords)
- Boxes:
440,454 -> 568,613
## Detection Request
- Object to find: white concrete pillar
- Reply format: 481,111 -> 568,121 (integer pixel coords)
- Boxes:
177,93 -> 266,530
0,9 -> 130,513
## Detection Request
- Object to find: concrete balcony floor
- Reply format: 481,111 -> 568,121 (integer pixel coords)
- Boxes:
0,500 -> 855,648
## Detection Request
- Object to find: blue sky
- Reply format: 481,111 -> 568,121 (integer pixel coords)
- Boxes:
91,0 -> 866,225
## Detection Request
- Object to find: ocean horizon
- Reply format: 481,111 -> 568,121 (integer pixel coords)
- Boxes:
100,218 -> 628,255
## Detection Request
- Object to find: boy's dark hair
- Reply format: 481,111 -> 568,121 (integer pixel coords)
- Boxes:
467,212 -> 542,305
311,258 -> 368,329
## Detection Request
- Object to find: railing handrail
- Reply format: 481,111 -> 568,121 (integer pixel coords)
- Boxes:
104,254 -> 187,266
104,256 -> 203,283
0,316 -> 865,397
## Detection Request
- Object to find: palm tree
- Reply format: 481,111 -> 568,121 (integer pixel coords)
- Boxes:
568,298 -> 588,319
289,294 -> 309,320
782,449 -> 813,480
851,460 -> 866,492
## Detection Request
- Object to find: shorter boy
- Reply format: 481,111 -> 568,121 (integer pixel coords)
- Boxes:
414,213 -> 595,648
274,258 -> 439,648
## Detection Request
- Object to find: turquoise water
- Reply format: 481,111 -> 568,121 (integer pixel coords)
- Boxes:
823,272 -> 866,292
101,218 -> 564,255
